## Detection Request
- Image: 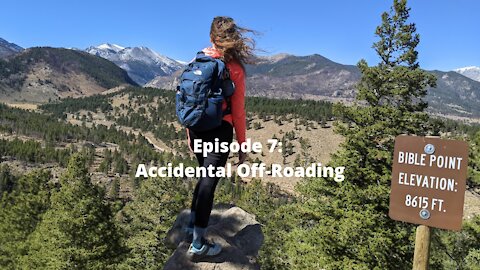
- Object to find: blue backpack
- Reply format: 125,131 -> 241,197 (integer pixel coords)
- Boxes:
176,51 -> 235,131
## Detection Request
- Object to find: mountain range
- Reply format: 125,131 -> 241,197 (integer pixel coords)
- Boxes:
86,43 -> 183,85
147,53 -> 480,118
0,38 -> 23,58
145,53 -> 361,101
454,66 -> 480,82
0,46 -> 137,103
1,37 -> 479,118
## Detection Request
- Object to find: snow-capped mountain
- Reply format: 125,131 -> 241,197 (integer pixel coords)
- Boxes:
0,37 -> 23,58
86,43 -> 184,85
454,66 -> 480,82
87,43 -> 125,55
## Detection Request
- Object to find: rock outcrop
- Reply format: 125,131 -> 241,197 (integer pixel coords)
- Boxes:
164,204 -> 263,270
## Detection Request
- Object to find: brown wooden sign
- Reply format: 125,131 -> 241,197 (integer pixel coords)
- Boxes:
389,135 -> 469,231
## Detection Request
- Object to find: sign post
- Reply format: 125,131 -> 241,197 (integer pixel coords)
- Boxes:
389,135 -> 469,269
413,225 -> 430,270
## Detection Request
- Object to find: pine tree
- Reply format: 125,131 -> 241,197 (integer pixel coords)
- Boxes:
317,0 -> 436,195
113,151 -> 128,175
99,148 -> 112,174
0,164 -> 16,198
268,1 -> 437,269
118,176 -> 189,269
430,215 -> 480,269
0,170 -> 51,269
20,153 -> 125,269
467,131 -> 480,188
109,177 -> 121,200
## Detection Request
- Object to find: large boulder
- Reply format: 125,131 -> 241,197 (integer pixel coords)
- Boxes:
164,204 -> 263,270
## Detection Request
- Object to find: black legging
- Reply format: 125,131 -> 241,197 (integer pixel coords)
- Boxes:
188,120 -> 233,228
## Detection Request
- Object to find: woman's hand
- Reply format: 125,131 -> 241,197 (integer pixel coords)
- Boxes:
236,150 -> 247,165
186,128 -> 193,152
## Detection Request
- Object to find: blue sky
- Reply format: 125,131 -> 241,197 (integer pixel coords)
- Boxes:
1,0 -> 478,71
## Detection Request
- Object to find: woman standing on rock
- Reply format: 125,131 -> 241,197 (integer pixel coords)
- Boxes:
185,16 -> 256,260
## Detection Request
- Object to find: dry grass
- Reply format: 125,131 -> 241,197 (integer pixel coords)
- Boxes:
235,116 -> 343,192
5,103 -> 39,110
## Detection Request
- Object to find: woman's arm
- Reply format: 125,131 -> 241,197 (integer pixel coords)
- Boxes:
186,128 -> 193,152
228,62 -> 247,164
228,63 -> 246,145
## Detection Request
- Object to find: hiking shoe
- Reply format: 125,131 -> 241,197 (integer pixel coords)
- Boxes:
186,239 -> 222,261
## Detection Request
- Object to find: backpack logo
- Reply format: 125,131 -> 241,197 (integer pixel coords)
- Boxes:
175,51 -> 235,132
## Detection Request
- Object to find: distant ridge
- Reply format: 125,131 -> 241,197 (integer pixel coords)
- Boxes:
86,44 -> 184,85
454,66 -> 480,82
147,53 -> 480,118
0,47 -> 137,103
0,38 -> 23,58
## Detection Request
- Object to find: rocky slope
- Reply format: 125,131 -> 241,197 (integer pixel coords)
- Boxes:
0,47 -> 137,103
428,70 -> 480,117
244,54 -> 360,100
0,38 -> 23,58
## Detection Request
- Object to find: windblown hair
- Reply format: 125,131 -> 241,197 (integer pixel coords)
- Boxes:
210,16 -> 257,65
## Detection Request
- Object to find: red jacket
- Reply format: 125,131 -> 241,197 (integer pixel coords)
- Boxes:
203,47 -> 247,144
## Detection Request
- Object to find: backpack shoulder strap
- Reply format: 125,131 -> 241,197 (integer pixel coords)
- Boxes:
223,97 -> 232,116
195,51 -> 214,62
220,62 -> 234,116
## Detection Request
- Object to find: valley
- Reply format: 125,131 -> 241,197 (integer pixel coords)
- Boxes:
2,86 -> 479,219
